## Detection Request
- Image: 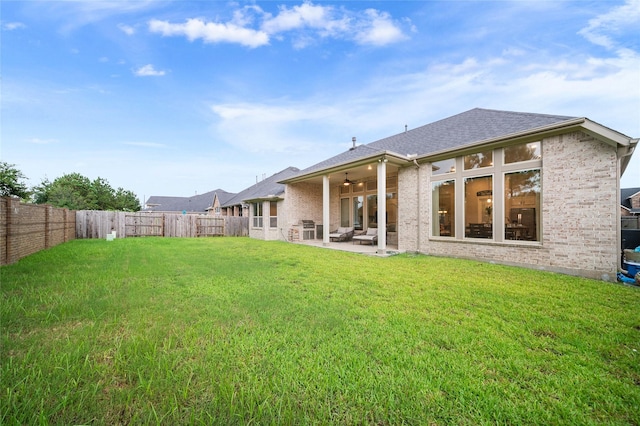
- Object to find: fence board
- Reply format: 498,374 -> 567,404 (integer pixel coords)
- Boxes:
76,211 -> 248,238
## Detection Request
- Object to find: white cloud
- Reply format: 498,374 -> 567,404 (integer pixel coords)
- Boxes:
134,64 -> 166,77
2,22 -> 26,31
148,18 -> 270,48
210,102 -> 344,154
262,2 -> 336,34
578,0 -> 640,51
354,9 -> 407,46
147,2 -> 408,48
117,23 -> 135,35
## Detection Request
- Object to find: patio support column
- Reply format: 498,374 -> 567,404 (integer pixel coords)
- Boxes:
377,158 -> 387,254
323,174 -> 330,246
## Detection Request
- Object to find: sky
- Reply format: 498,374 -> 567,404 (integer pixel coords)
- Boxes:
1,0 -> 639,204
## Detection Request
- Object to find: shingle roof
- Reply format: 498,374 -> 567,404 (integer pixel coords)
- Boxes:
145,189 -> 223,212
213,189 -> 237,207
621,187 -> 640,210
222,167 -> 300,207
288,108 -> 578,178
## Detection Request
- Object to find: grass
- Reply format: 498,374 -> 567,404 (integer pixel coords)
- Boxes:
1,237 -> 639,425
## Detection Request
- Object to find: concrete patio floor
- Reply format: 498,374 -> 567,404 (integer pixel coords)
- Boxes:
294,239 -> 400,257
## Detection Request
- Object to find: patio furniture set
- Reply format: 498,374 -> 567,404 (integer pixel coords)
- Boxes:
329,227 -> 378,245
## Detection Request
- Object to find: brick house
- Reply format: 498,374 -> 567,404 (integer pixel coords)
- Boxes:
221,167 -> 300,240
144,189 -> 229,214
278,108 -> 638,281
621,187 -> 640,216
209,190 -> 237,216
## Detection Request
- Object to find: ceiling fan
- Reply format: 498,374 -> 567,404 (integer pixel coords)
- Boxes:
342,172 -> 356,186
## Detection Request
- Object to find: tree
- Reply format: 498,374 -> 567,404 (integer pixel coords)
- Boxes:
32,173 -> 141,211
114,188 -> 141,211
0,162 -> 30,199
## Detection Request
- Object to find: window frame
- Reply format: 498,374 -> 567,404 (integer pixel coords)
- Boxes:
269,201 -> 278,228
430,142 -> 542,244
252,202 -> 263,228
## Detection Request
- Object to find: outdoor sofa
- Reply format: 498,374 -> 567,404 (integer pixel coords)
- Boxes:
352,228 -> 378,245
329,227 -> 354,242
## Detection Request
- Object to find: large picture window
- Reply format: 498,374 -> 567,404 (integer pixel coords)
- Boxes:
430,142 -> 542,244
432,180 -> 455,237
504,170 -> 540,241
464,176 -> 493,239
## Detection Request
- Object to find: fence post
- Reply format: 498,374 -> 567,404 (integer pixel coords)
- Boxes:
5,198 -> 16,264
44,205 -> 51,249
63,209 -> 68,242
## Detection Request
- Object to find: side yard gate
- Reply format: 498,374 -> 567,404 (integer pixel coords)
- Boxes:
76,211 -> 247,239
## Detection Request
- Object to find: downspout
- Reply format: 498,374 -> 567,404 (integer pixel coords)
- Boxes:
617,140 -> 638,272
413,159 -> 421,253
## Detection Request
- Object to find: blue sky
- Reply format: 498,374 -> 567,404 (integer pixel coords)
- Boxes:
2,0 -> 639,203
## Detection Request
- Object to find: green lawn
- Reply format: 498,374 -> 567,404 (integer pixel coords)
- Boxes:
2,237 -> 639,425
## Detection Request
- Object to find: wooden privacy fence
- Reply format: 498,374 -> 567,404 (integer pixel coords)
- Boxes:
76,211 -> 248,239
0,197 -> 75,265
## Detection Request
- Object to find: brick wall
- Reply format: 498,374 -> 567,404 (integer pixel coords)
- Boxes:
400,131 -> 621,281
0,197 -> 76,265
283,182 -> 324,241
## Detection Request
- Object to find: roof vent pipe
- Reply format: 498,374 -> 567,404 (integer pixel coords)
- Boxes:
350,137 -> 357,150
405,125 -> 408,132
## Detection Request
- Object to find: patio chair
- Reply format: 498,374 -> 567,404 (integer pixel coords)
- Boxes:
329,226 -> 354,242
352,227 -> 378,245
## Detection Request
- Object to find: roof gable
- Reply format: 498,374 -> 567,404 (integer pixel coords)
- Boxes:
212,189 -> 237,207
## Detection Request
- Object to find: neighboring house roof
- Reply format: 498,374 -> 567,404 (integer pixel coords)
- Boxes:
211,189 -> 237,208
621,187 -> 640,214
222,167 -> 300,207
145,189 -> 223,213
282,108 -> 637,182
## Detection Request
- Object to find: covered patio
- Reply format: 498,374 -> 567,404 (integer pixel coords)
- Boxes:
281,148 -> 408,255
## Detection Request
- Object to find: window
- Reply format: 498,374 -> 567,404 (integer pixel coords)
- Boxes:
432,158 -> 456,175
430,142 -> 541,243
464,150 -> 493,170
504,170 -> 540,241
269,201 -> 277,228
340,198 -> 350,227
432,180 -> 455,237
464,176 -> 493,239
386,192 -> 398,231
504,142 -> 541,164
353,196 -> 364,230
252,202 -> 263,228
367,194 -> 378,227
